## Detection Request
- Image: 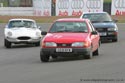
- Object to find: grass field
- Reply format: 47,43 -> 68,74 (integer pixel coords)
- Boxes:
0,15 -> 125,23
0,16 -> 79,23
104,0 -> 111,3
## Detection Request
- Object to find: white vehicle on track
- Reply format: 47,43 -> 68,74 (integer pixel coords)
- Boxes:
4,18 -> 42,48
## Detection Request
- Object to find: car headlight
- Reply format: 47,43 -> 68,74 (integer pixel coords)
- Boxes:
36,32 -> 41,37
71,42 -> 84,47
7,31 -> 12,37
108,28 -> 117,31
45,42 -> 57,47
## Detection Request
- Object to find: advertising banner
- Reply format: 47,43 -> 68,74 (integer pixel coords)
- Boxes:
56,0 -> 103,16
111,0 -> 125,15
33,0 -> 51,16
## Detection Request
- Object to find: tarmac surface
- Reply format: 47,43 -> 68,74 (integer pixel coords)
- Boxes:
0,23 -> 125,83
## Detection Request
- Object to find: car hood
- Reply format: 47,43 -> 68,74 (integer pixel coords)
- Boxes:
6,27 -> 41,37
93,22 -> 116,28
43,33 -> 89,43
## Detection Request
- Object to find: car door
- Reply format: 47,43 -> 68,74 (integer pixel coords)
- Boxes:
88,22 -> 99,51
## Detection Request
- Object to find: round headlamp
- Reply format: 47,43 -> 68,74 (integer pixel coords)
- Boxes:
7,31 -> 12,37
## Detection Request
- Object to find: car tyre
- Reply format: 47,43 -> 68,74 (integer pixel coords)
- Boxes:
112,38 -> 118,42
51,55 -> 58,59
40,51 -> 50,62
93,48 -> 99,56
84,48 -> 93,59
4,39 -> 11,48
35,42 -> 40,46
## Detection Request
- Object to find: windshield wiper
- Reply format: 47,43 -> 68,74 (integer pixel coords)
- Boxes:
91,20 -> 112,23
56,30 -> 72,32
75,31 -> 87,33
17,26 -> 25,27
101,21 -> 112,22
91,21 -> 101,23
56,30 -> 65,32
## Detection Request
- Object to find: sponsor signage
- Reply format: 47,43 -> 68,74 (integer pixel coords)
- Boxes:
33,0 -> 51,16
111,0 -> 125,15
56,0 -> 103,16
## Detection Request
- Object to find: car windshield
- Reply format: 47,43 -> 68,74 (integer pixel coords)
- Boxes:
49,21 -> 88,33
8,20 -> 36,28
82,13 -> 112,23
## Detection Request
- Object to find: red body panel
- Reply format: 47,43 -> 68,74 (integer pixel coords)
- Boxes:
43,33 -> 89,43
41,18 -> 100,52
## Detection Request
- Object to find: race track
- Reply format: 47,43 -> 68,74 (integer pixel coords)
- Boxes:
0,23 -> 125,83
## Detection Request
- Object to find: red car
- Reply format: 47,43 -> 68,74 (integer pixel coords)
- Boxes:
40,18 -> 100,62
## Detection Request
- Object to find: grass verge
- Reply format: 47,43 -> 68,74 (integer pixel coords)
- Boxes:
104,0 -> 111,3
0,15 -> 125,23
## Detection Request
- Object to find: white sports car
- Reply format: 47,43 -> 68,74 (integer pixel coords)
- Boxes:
4,18 -> 42,48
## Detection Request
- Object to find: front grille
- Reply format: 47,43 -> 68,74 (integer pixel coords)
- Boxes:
18,36 -> 30,40
57,43 -> 71,47
96,28 -> 107,32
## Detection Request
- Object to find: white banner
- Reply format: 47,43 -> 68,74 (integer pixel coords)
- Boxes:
111,0 -> 125,15
33,0 -> 51,16
56,0 -> 103,16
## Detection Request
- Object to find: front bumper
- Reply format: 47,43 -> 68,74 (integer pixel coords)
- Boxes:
99,31 -> 118,41
41,47 -> 91,57
6,37 -> 41,43
100,35 -> 117,41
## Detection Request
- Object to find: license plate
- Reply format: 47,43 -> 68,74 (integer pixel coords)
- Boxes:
56,48 -> 72,52
99,32 -> 107,36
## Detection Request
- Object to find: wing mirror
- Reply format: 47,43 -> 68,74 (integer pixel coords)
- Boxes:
41,31 -> 47,35
5,24 -> 8,28
38,26 -> 41,29
113,19 -> 118,23
91,31 -> 98,35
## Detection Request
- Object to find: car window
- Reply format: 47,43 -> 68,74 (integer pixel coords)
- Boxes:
49,22 -> 88,33
82,13 -> 112,22
8,20 -> 36,28
87,22 -> 93,32
23,21 -> 36,28
89,22 -> 96,31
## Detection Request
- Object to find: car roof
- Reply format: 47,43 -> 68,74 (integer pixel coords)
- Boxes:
9,18 -> 36,22
55,18 -> 89,22
80,12 -> 109,18
82,12 -> 108,15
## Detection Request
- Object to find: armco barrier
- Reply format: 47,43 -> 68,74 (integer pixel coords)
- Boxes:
0,7 -> 34,16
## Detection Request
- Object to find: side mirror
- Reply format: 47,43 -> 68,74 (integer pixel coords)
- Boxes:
5,25 -> 8,28
38,26 -> 41,29
41,31 -> 47,35
91,31 -> 98,35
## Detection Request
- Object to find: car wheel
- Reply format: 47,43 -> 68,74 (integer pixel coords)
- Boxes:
40,51 -> 50,62
35,42 -> 40,46
4,39 -> 11,48
84,48 -> 93,59
112,38 -> 118,42
51,55 -> 58,59
93,48 -> 99,56
99,40 -> 101,47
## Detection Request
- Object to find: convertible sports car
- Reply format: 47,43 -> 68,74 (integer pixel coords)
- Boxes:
40,18 -> 100,62
4,19 -> 42,48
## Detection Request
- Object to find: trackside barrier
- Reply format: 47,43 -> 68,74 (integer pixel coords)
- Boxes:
0,7 -> 34,16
